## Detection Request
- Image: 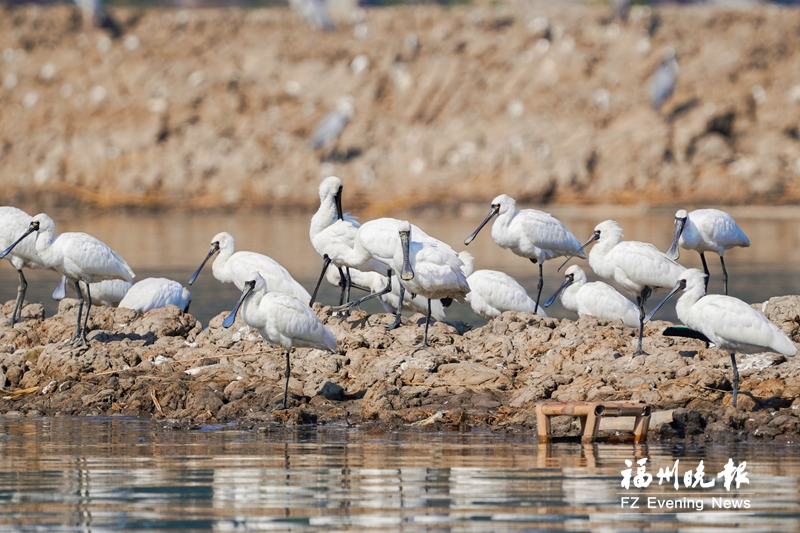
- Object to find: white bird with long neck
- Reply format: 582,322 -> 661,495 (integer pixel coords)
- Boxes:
647,268 -> 796,408
396,220 -> 470,349
0,213 -> 134,345
189,232 -> 310,303
458,251 -> 546,320
308,176 -> 385,306
334,217 -> 442,329
119,278 -> 192,314
666,208 -> 750,295
223,272 -> 337,410
561,220 -> 685,355
464,194 -> 584,314
0,207 -> 46,326
545,265 -> 638,328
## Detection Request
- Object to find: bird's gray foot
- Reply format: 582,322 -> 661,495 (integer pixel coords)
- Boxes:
385,315 -> 403,330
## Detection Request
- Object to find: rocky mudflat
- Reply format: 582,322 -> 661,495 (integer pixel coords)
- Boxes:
1,295 -> 799,442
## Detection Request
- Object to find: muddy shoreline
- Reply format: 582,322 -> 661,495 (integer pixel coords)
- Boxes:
1,295 -> 799,443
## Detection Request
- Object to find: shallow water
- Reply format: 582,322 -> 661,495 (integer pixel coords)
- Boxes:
0,418 -> 798,532
0,205 -> 798,328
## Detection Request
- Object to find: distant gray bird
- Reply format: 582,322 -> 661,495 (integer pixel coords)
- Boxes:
288,0 -> 337,32
74,0 -> 123,38
650,49 -> 678,112
311,96 -> 355,158
612,0 -> 629,22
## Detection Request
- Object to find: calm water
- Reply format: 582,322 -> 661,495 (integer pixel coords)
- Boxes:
0,418 -> 799,532
0,205 -> 798,327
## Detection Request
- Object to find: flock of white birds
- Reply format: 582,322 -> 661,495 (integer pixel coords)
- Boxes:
0,176 -> 796,408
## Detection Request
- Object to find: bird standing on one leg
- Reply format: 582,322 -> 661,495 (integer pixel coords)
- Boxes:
464,194 -> 583,314
665,209 -> 750,295
646,269 -> 796,408
223,272 -> 337,410
0,214 -> 134,346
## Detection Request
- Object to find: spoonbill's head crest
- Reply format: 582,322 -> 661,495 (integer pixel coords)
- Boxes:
319,176 -> 343,201
593,220 -> 622,239
31,213 -> 54,233
247,272 -> 267,292
458,250 -> 475,278
674,209 -> 688,219
211,232 -> 234,252
397,220 -> 411,235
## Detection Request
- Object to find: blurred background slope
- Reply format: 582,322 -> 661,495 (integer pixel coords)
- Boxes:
1,0 -> 800,216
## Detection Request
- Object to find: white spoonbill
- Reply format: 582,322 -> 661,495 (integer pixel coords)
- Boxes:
223,272 -> 337,409
325,267 -> 445,321
0,213 -> 135,345
646,268 -> 796,407
119,278 -> 192,313
464,194 -> 584,313
309,176 -> 385,306
396,220 -> 470,349
458,251 -> 546,320
544,265 -> 638,328
334,217 -> 441,329
561,220 -> 685,355
0,207 -> 46,326
53,275 -> 131,307
666,209 -> 750,295
189,232 -> 311,303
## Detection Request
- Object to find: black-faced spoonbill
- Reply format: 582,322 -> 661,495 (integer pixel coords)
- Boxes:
0,207 -> 46,326
560,220 -> 684,355
223,272 -> 338,410
544,265 -> 638,328
646,268 -> 796,408
666,209 -> 750,295
333,217 -> 441,330
189,232 -> 311,303
119,278 -> 192,313
309,176 -> 384,306
463,194 -> 584,313
397,220 -> 470,349
0,213 -> 134,346
458,251 -> 546,320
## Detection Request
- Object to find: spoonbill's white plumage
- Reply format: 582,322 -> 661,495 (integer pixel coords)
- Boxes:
545,265 -> 638,328
223,272 -> 337,409
119,278 -> 192,314
396,220 -> 470,349
564,220 -> 685,355
54,275 -> 132,307
464,194 -> 583,313
0,213 -> 134,345
458,251 -> 546,320
325,267 -> 445,320
0,207 -> 46,326
309,176 -> 385,306
666,208 -> 750,295
647,268 -> 796,407
189,232 -> 311,304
